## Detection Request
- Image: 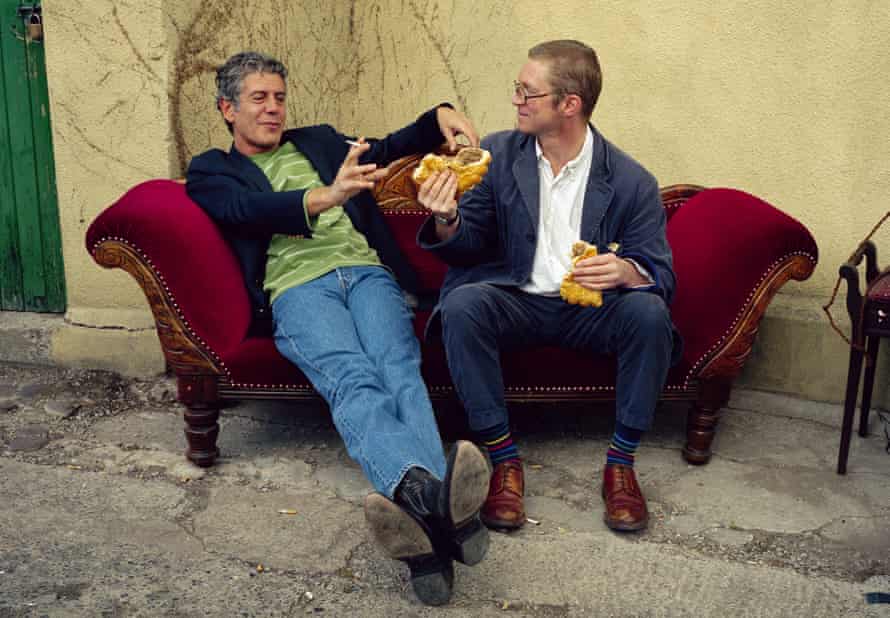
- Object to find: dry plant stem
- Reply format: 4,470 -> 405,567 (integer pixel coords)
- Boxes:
823,211 -> 890,355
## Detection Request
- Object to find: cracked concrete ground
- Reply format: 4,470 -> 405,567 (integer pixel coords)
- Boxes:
1,361 -> 889,617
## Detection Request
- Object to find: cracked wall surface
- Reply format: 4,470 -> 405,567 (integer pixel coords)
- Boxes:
167,1 -> 359,173
38,1 -> 890,385
43,0 -> 170,319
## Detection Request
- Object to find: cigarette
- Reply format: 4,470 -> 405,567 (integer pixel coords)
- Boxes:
345,139 -> 362,147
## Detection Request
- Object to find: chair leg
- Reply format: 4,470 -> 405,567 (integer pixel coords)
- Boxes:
837,345 -> 865,474
858,336 -> 880,438
177,374 -> 221,468
683,377 -> 732,465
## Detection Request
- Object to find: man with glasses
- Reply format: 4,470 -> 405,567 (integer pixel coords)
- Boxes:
417,40 -> 680,533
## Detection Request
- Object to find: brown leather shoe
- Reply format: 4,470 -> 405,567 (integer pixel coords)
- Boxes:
480,459 -> 526,530
601,464 -> 649,531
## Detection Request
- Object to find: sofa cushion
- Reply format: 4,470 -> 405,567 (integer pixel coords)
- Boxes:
381,210 -> 448,292
219,310 -> 695,392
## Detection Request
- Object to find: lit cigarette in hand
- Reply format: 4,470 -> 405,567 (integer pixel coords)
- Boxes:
345,139 -> 362,147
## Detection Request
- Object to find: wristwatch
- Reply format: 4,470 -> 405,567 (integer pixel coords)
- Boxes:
434,210 -> 459,226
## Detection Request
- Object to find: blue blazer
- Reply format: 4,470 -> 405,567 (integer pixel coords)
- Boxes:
419,126 -> 676,333
186,105 -> 449,329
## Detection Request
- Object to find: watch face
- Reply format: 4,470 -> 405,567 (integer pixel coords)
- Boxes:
435,211 -> 458,225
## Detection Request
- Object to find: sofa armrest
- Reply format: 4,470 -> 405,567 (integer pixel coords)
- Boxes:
86,180 -> 252,361
667,188 -> 818,379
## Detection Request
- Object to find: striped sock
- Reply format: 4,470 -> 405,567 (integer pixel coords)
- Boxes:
477,421 -> 520,466
606,422 -> 643,467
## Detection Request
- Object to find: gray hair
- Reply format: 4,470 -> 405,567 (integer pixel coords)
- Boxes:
216,51 -> 288,131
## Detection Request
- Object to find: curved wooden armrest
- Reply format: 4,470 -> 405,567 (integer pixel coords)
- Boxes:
92,238 -> 223,376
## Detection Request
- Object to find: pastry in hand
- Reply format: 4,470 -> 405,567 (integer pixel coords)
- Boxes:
560,241 -> 603,307
411,147 -> 491,196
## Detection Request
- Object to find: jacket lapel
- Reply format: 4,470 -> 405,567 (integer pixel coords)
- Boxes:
579,126 -> 614,241
289,130 -> 337,185
512,136 -> 540,229
228,146 -> 274,192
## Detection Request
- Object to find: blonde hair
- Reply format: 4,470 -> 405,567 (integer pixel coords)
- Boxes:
528,40 -> 601,118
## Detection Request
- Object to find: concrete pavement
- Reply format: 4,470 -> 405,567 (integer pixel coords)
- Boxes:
1,361 -> 888,617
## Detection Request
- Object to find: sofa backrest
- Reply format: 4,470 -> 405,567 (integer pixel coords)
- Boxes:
86,180 -> 252,355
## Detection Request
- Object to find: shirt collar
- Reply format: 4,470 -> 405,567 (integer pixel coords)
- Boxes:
535,126 -> 594,176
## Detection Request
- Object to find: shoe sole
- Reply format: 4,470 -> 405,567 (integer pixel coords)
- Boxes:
364,493 -> 453,606
603,513 -> 649,532
443,440 -> 491,565
480,512 -> 526,531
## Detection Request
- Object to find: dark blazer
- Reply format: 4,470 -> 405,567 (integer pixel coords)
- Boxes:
418,126 -> 676,333
186,105 -> 449,330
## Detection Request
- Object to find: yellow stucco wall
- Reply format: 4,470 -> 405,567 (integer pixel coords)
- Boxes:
41,1 -> 890,400
42,0 -> 172,373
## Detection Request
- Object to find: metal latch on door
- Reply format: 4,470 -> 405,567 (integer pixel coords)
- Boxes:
16,3 -> 43,42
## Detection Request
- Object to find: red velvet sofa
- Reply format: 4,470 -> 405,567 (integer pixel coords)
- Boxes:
86,153 -> 818,468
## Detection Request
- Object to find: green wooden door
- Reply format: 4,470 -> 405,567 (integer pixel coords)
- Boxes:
0,1 -> 65,312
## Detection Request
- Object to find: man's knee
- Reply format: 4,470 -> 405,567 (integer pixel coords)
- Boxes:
621,293 -> 673,341
440,284 -> 496,335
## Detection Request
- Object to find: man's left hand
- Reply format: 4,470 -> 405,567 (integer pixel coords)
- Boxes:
572,253 -> 648,290
436,106 -> 479,151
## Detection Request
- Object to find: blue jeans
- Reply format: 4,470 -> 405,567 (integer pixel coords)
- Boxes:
272,266 -> 447,497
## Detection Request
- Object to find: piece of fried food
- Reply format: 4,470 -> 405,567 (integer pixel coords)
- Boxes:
411,147 -> 491,196
560,241 -> 603,307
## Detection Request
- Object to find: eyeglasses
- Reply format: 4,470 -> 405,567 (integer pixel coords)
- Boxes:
513,81 -> 553,104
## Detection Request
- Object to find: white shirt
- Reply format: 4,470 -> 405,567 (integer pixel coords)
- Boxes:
521,128 -> 594,295
520,127 -> 652,295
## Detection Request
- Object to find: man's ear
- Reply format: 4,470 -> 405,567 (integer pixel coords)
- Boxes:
219,98 -> 236,123
560,94 -> 583,119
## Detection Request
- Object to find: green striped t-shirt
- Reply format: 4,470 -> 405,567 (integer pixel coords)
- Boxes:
249,142 -> 382,303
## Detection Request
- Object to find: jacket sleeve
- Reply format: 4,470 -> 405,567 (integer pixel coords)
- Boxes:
349,105 -> 450,167
185,151 -> 313,237
416,158 -> 501,267
616,175 -> 676,304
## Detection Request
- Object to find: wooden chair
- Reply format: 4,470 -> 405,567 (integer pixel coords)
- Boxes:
837,240 -> 890,473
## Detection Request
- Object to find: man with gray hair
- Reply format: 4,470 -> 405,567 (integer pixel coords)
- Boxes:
186,51 -> 489,606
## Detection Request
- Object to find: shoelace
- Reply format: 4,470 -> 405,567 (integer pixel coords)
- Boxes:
492,462 -> 522,495
608,466 -> 642,500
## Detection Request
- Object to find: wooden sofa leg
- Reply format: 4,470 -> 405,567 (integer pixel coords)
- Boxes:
683,377 -> 732,465
177,374 -> 221,468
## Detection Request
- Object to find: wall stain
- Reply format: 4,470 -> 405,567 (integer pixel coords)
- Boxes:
111,5 -> 161,82
169,0 -> 233,173
408,0 -> 469,115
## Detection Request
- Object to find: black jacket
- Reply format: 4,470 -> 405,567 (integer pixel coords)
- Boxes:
186,105 -> 449,331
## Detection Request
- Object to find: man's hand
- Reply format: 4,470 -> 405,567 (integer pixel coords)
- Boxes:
571,253 -> 648,290
306,139 -> 388,215
436,106 -> 479,152
418,170 -> 460,239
